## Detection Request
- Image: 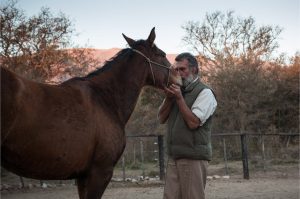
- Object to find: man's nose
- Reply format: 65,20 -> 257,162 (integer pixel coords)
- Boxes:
178,70 -> 185,77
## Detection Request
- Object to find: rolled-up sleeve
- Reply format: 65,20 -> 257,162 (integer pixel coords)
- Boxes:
191,89 -> 217,126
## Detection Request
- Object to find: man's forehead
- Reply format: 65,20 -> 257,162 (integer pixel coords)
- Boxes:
173,59 -> 189,67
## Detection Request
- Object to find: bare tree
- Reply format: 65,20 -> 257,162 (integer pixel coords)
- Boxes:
182,11 -> 282,70
182,11 -> 284,134
270,53 -> 300,133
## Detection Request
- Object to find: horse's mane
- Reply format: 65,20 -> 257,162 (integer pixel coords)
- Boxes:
85,48 -> 132,78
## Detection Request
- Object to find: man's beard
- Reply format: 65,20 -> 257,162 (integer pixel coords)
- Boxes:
182,74 -> 195,89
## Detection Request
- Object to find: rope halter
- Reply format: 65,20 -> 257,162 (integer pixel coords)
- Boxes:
132,49 -> 171,87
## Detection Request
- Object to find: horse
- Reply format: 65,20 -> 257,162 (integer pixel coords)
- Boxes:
1,28 -> 182,199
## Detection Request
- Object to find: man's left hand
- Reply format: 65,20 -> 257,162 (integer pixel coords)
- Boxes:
164,84 -> 183,100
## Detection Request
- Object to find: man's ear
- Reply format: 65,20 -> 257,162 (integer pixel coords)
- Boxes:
122,33 -> 135,48
189,66 -> 195,74
147,27 -> 156,47
192,67 -> 199,75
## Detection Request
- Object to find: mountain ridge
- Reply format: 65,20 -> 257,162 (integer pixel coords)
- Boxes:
81,48 -> 178,64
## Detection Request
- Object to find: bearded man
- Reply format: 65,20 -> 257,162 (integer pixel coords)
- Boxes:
158,52 -> 217,199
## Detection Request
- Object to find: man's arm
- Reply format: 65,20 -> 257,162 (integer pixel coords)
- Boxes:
158,97 -> 174,124
191,89 -> 217,126
175,96 -> 200,129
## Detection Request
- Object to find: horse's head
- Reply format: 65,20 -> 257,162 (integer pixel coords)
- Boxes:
122,27 -> 182,89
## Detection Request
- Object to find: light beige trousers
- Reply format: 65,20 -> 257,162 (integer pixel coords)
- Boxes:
163,158 -> 208,199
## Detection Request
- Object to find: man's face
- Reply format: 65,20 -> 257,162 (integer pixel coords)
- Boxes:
173,59 -> 196,87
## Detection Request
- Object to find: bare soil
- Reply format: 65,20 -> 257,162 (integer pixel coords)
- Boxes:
1,162 -> 299,199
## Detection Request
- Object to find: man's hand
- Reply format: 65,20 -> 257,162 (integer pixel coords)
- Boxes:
164,84 -> 200,129
163,86 -> 175,98
164,84 -> 183,100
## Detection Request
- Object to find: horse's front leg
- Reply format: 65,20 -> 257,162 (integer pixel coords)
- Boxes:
77,165 -> 113,199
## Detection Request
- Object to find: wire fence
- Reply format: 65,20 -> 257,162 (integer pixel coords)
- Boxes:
1,132 -> 299,189
114,132 -> 299,181
211,132 -> 299,179
113,135 -> 165,181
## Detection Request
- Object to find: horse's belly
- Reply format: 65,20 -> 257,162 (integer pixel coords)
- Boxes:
1,133 -> 94,180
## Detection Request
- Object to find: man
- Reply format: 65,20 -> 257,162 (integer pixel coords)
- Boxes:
158,52 -> 217,199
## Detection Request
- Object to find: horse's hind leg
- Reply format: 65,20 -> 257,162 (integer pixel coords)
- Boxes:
77,166 -> 113,199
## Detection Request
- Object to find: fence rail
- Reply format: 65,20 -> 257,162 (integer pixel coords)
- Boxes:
124,132 -> 299,180
212,132 -> 299,179
3,132 -> 299,188
121,135 -> 165,181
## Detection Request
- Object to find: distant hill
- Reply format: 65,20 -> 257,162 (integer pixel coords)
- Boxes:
48,48 -> 177,83
85,48 -> 177,65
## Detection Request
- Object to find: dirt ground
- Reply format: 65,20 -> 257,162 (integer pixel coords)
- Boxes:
1,162 -> 299,199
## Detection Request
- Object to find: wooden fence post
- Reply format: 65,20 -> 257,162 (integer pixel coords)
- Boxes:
122,155 -> 126,181
140,140 -> 145,178
222,137 -> 228,175
133,142 -> 136,165
240,133 -> 249,179
19,176 -> 24,188
260,134 -> 266,172
158,135 -> 165,180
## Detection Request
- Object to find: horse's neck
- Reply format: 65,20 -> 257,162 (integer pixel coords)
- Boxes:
88,56 -> 146,126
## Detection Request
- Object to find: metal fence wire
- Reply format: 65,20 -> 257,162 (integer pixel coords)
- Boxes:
114,133 -> 299,181
1,132 -> 299,188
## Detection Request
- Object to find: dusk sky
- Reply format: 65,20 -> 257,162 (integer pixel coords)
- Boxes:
9,0 -> 300,56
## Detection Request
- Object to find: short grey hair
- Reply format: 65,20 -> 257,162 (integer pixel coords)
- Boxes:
175,52 -> 199,74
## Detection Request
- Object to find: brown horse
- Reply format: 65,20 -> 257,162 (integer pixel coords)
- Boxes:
1,28 -> 181,199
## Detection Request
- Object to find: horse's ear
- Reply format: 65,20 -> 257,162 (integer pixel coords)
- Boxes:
147,27 -> 156,47
122,33 -> 135,48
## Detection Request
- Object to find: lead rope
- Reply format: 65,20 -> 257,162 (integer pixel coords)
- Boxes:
167,67 -> 170,87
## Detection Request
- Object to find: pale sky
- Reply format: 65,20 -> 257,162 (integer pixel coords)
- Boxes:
9,0 -> 300,56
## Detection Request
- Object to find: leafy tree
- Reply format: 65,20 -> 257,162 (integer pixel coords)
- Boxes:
0,0 -> 100,82
270,53 -> 299,133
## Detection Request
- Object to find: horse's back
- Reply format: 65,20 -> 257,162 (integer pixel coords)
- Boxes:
1,67 -> 126,180
0,68 -> 94,178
